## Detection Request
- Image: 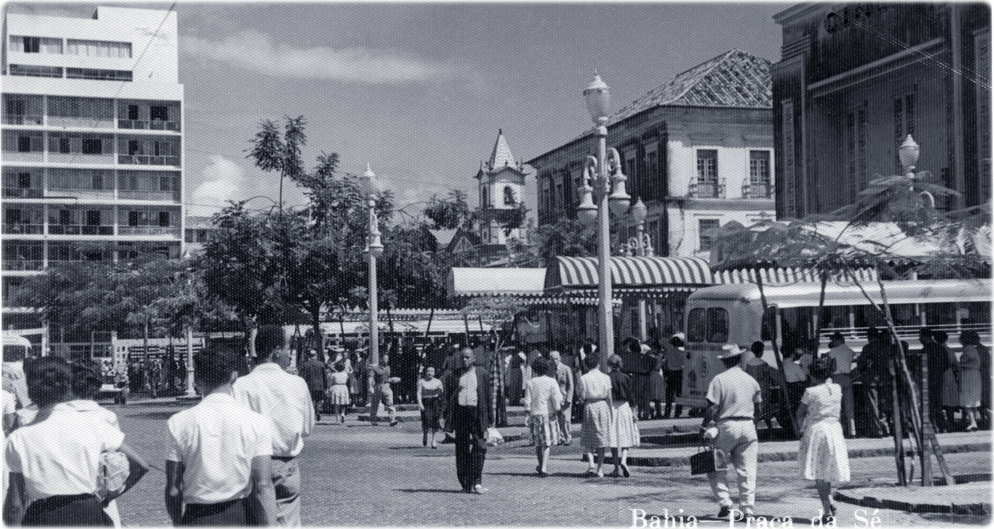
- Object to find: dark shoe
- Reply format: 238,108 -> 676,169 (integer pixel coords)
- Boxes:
423,432 -> 428,446
609,469 -> 621,478
390,420 -> 399,427
621,463 -> 630,478
316,414 -> 321,422
717,506 -> 730,519
562,440 -> 571,446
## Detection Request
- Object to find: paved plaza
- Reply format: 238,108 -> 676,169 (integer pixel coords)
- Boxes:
101,397 -> 992,527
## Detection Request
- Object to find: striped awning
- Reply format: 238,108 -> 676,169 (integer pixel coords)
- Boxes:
713,267 -> 878,285
545,256 -> 712,291
447,267 -> 547,298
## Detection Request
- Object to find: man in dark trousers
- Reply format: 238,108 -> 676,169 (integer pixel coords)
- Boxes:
919,328 -> 950,433
443,347 -> 492,494
298,349 -> 328,422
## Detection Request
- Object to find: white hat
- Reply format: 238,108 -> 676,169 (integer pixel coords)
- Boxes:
672,332 -> 686,341
717,343 -> 745,359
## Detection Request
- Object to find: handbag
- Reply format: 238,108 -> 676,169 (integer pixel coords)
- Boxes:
485,426 -> 504,446
690,439 -> 727,475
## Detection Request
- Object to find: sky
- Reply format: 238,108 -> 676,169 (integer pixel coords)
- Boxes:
11,1 -> 789,219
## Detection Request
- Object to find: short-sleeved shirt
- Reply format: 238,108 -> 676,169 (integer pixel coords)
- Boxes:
370,364 -> 392,386
663,343 -> 685,371
578,369 -> 612,401
800,382 -> 842,425
705,366 -> 761,420
825,344 -> 855,375
6,404 -> 125,504
608,370 -> 632,403
233,362 -> 314,458
457,369 -> 478,406
782,359 -> 807,383
167,392 -> 273,505
2,388 -> 15,417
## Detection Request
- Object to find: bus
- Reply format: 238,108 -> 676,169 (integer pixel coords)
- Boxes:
676,278 -> 992,409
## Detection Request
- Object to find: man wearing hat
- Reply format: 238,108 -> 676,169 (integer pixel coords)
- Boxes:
299,349 -> 328,422
701,344 -> 762,519
825,332 -> 856,437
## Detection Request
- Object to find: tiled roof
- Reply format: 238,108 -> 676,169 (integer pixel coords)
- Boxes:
607,49 -> 772,126
487,129 -> 517,170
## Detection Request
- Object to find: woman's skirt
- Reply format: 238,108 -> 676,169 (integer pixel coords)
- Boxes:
960,368 -> 982,408
581,399 -> 612,450
23,494 -> 112,526
529,414 -> 561,448
608,401 -> 640,449
798,419 -> 850,482
328,385 -> 350,406
421,397 -> 442,430
942,368 -> 960,407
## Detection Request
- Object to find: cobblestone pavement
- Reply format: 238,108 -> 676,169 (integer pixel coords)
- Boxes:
110,399 -> 990,527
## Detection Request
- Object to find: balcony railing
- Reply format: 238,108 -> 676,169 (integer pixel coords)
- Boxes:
118,119 -> 180,132
118,226 -> 180,237
688,179 -> 725,198
2,188 -> 44,198
118,190 -> 179,201
48,117 -> 115,129
742,181 -> 773,199
2,260 -> 44,271
3,224 -> 44,235
118,155 -> 180,166
48,225 -> 114,236
2,114 -> 44,125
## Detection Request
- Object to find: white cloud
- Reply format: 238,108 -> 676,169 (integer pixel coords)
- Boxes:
189,156 -> 246,217
181,30 -> 469,84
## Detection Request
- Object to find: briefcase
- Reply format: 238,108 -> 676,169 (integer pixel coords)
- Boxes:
690,440 -> 727,475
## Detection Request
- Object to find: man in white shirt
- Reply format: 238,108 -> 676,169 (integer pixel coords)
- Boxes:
166,346 -> 276,526
233,325 -> 314,526
443,347 -> 492,494
702,344 -> 762,519
549,351 -> 574,445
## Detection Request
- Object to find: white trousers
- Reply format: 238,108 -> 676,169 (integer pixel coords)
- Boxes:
707,420 -> 758,508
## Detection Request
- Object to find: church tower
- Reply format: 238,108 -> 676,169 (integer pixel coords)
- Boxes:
475,129 -> 528,246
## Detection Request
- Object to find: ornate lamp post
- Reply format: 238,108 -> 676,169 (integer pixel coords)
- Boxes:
576,73 -> 631,369
359,164 -> 384,395
899,135 -> 935,208
623,197 -> 653,257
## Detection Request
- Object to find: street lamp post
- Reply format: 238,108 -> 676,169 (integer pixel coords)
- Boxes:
576,73 -> 631,370
899,135 -> 935,208
360,164 -> 384,399
624,198 -> 653,341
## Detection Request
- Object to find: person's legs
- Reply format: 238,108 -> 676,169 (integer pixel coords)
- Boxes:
595,447 -> 606,475
611,447 -> 621,475
453,408 -> 472,491
469,427 -> 487,489
382,386 -> 396,424
815,480 -> 834,516
271,458 -> 302,527
430,428 -> 438,448
965,407 -> 979,430
558,407 -> 572,444
620,447 -> 630,477
369,386 -> 383,425
732,423 -> 759,511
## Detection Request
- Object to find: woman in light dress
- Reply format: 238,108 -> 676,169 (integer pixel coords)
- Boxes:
937,331 -> 961,427
797,358 -> 850,523
524,357 -> 563,477
578,353 -> 612,477
958,332 -> 983,432
326,361 -> 351,424
417,366 -> 444,448
606,354 -> 639,478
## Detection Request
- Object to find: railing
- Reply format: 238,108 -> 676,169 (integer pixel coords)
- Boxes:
48,225 -> 114,236
2,114 -> 44,125
2,224 -> 44,235
688,179 -> 725,198
2,188 -> 44,198
48,153 -> 116,164
2,260 -> 44,271
742,182 -> 772,199
118,226 -> 180,237
48,117 -> 115,129
117,155 -> 180,166
118,119 -> 181,132
118,190 -> 179,201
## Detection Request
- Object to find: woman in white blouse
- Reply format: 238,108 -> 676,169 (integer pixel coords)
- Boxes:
524,357 -> 563,477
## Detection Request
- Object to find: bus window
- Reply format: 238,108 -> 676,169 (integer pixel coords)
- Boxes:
688,308 -> 706,342
706,308 -> 729,343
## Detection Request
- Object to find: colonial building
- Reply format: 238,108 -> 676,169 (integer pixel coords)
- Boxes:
527,49 -> 776,259
475,129 -> 528,249
772,3 -> 991,217
2,6 -> 184,348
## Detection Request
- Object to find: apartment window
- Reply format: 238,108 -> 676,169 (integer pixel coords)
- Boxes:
86,210 -> 102,226
697,150 -> 718,182
18,137 -> 31,152
3,94 -> 43,125
893,93 -> 916,173
503,186 -> 515,205
128,211 -> 141,227
17,173 -> 31,189
81,139 -> 103,155
699,219 -> 720,252
66,39 -> 131,58
749,151 -> 771,198
128,105 -> 139,120
65,68 -> 132,82
150,106 -> 169,121
3,132 -> 43,153
48,134 -> 113,156
58,137 -> 71,154
159,212 -> 171,227
8,64 -> 62,78
22,36 -> 39,53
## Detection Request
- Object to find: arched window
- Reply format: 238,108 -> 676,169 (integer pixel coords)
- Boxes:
503,186 -> 515,205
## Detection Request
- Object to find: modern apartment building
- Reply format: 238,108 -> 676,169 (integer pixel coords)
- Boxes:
2,6 -> 185,315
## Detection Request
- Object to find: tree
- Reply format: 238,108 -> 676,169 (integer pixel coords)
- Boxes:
533,217 -> 598,265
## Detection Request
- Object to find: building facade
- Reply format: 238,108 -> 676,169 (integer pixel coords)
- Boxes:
527,49 -> 776,260
2,6 -> 185,308
475,129 -> 528,248
772,3 -> 991,218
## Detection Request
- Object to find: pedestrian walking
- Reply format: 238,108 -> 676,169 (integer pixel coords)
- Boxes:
298,349 -> 328,422
326,362 -> 351,425
549,350 -> 574,445
919,328 -> 950,432
368,354 -> 399,426
578,353 -> 611,477
797,357 -> 850,523
744,341 -> 777,434
606,354 -> 638,478
4,356 -> 148,526
957,331 -> 983,432
417,366 -> 444,448
963,331 -> 991,429
165,346 -> 277,526
662,333 -> 685,419
824,332 -> 856,437
701,344 -> 761,518
232,325 -> 314,527
781,346 -> 808,437
524,357 -> 563,477
505,352 -> 525,406
936,331 -> 960,429
443,347 -> 492,494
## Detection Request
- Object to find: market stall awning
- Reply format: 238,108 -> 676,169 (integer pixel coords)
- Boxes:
545,256 -> 712,291
446,267 -> 547,298
713,266 -> 878,284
